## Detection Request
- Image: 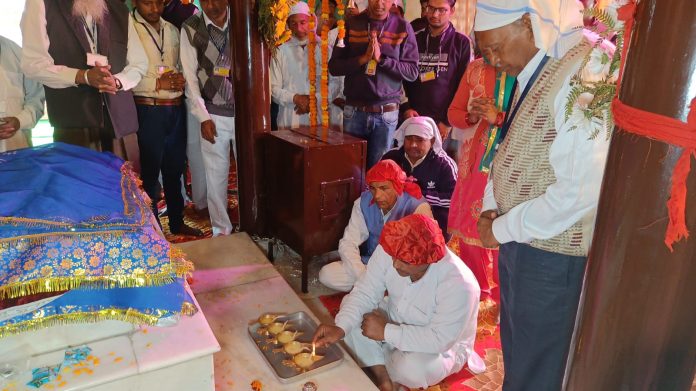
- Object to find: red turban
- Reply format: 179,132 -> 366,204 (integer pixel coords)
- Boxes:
379,214 -> 446,265
366,160 -> 422,200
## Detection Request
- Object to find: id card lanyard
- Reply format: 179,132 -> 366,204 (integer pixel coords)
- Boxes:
81,16 -> 98,54
133,10 -> 165,63
421,25 -> 450,79
498,55 -> 550,143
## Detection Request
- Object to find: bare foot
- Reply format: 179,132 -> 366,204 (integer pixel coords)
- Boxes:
368,365 -> 394,391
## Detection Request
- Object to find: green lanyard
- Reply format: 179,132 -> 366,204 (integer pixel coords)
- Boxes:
479,72 -> 516,173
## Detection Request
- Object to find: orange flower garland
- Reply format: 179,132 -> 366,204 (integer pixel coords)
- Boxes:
320,0 -> 330,127
336,0 -> 346,47
307,0 -> 318,126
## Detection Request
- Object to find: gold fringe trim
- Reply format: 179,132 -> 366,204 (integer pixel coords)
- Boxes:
0,162 -> 150,231
0,308 -> 162,339
0,230 -> 126,246
180,301 -> 198,316
0,253 -> 195,300
170,247 -> 194,278
0,273 -> 178,300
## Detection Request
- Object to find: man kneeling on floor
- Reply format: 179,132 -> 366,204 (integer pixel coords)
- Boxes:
318,159 -> 432,292
313,214 -> 485,390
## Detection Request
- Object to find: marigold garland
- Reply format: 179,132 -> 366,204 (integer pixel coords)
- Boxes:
336,0 -> 346,47
320,0 -> 330,127
259,0 -> 296,54
307,0 -> 318,126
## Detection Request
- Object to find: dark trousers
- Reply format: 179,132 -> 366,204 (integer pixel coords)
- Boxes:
498,242 -> 587,391
135,103 -> 187,231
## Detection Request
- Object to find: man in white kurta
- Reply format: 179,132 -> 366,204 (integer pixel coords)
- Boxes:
318,159 -> 432,292
314,214 -> 484,390
271,2 -> 344,129
0,35 -> 44,153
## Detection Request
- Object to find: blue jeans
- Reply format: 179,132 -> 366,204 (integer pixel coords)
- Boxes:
136,103 -> 187,231
343,105 -> 399,169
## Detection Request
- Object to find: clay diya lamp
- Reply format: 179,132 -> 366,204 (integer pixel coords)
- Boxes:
293,352 -> 323,369
258,313 -> 282,326
267,320 -> 290,335
277,330 -> 303,344
283,341 -> 309,355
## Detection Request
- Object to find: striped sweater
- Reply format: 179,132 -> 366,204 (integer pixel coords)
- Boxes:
328,12 -> 418,106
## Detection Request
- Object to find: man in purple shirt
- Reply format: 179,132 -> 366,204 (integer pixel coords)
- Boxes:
329,0 -> 418,169
162,0 -> 198,30
402,0 -> 471,159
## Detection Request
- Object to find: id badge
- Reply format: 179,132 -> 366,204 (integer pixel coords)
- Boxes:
213,66 -> 230,77
365,59 -> 377,76
86,53 -> 109,66
157,65 -> 173,76
419,70 -> 436,82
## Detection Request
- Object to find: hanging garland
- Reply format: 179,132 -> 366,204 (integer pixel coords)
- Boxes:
320,0 -> 330,127
336,0 -> 346,47
258,0 -> 296,54
307,0 -> 318,126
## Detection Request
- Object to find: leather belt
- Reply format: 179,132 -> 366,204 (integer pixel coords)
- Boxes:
352,103 -> 399,113
134,96 -> 183,106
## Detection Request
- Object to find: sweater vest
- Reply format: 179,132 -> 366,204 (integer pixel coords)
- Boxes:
359,191 -> 424,263
44,0 -> 137,137
181,13 -> 235,117
492,42 -> 593,256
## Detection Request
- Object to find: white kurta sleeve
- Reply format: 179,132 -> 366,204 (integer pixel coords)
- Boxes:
335,247 -> 390,336
17,73 -> 45,130
481,174 -> 498,212
337,198 -> 370,279
20,0 -> 79,88
180,26 -> 211,123
270,51 -> 296,105
383,265 -> 475,354
113,18 -> 148,91
491,74 -> 611,244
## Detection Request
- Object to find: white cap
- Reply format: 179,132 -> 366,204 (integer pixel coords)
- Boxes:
289,1 -> 311,17
474,0 -> 584,59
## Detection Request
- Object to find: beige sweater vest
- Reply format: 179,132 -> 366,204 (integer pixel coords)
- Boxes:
492,42 -> 593,257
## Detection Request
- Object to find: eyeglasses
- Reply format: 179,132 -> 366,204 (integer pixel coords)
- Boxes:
425,5 -> 449,15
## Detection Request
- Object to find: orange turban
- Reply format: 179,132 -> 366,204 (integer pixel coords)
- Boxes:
366,160 -> 422,200
379,214 -> 446,265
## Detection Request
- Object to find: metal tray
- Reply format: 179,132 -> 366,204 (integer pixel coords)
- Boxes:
248,311 -> 344,383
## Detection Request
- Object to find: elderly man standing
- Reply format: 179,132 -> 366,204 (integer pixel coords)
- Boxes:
180,0 -> 236,236
382,116 -> 457,239
329,0 -> 418,169
474,1 -> 611,389
21,0 -> 148,168
318,159 -> 432,292
314,214 -> 484,390
0,35 -> 44,153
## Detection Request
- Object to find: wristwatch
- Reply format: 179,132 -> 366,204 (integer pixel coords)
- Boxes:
115,77 -> 123,90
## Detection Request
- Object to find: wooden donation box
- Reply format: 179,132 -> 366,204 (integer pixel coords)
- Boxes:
265,126 -> 366,293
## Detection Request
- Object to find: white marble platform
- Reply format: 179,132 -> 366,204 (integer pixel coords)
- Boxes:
176,233 -> 378,391
0,288 -> 219,391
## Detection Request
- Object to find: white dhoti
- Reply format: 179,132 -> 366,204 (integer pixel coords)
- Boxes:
344,326 -> 469,389
201,114 -> 237,236
186,102 -> 208,210
318,259 -> 365,292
